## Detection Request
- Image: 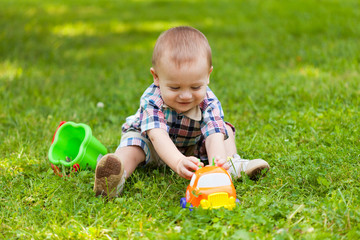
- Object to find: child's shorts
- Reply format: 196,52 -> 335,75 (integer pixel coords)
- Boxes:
117,123 -> 235,166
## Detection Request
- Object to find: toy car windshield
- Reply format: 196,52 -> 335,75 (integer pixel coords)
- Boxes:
197,173 -> 231,188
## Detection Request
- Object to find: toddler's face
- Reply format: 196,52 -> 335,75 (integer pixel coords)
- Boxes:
151,56 -> 212,113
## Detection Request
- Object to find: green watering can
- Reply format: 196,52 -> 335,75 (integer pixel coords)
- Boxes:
48,121 -> 107,171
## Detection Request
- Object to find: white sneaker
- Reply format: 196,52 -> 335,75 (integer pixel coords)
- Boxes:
228,154 -> 270,180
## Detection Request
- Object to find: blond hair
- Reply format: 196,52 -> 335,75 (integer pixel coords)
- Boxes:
152,26 -> 212,69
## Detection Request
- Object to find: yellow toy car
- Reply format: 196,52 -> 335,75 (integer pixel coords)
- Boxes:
180,166 -> 239,210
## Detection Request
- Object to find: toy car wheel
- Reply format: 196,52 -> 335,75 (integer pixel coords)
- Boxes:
180,197 -> 187,208
189,204 -> 194,211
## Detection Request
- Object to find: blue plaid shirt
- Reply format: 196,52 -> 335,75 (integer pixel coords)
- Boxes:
122,84 -> 228,147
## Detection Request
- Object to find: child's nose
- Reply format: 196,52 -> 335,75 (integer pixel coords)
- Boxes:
179,91 -> 192,99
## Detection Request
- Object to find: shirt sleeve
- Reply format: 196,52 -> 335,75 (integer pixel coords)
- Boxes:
139,98 -> 169,136
201,97 -> 228,140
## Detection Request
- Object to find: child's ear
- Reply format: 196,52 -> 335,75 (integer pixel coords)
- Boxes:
207,66 -> 213,84
150,67 -> 159,86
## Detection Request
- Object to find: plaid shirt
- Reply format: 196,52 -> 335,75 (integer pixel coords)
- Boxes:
121,84 -> 229,161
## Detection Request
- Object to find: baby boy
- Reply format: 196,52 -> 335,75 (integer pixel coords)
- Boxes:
94,26 -> 270,198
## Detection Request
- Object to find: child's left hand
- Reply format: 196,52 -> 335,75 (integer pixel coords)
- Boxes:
214,157 -> 230,170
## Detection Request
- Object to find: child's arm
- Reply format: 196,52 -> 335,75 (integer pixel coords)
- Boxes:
205,132 -> 230,170
147,128 -> 203,179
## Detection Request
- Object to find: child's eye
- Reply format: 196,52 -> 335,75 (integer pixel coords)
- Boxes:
169,86 -> 180,90
191,86 -> 201,90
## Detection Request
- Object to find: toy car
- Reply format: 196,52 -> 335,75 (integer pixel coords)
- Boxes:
180,166 -> 239,210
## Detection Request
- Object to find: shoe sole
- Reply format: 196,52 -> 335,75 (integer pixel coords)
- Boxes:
94,154 -> 124,198
247,166 -> 269,180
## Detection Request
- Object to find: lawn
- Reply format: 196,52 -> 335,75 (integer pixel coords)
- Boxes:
1,0 -> 359,239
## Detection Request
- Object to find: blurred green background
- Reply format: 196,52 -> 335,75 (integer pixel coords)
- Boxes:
1,0 -> 359,238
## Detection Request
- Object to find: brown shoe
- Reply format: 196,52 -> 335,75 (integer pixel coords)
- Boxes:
94,154 -> 125,198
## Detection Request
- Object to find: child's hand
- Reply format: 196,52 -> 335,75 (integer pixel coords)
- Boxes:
214,156 -> 230,170
176,156 -> 204,180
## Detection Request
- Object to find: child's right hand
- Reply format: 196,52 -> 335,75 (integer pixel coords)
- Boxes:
214,157 -> 230,170
176,156 -> 204,180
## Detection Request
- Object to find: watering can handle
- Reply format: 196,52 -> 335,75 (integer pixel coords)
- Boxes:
51,121 -> 67,144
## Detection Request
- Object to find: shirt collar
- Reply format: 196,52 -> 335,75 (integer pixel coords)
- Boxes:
163,104 -> 202,121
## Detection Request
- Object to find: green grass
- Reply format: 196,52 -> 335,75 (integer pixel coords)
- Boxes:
1,0 -> 360,239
